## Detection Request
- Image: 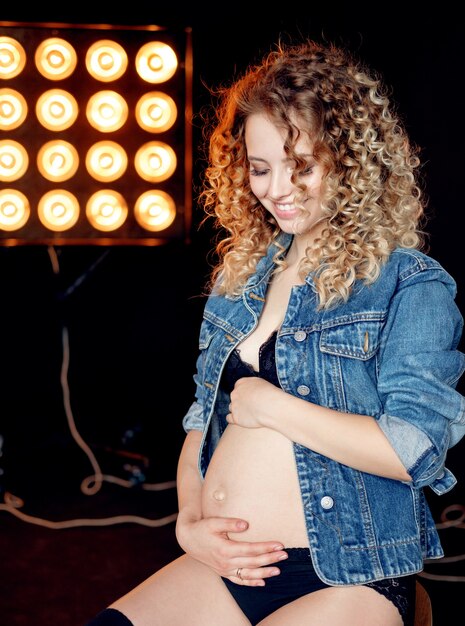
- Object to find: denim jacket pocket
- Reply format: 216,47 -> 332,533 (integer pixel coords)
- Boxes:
318,315 -> 385,414
320,315 -> 384,361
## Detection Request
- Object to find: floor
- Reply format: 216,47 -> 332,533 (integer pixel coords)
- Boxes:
0,473 -> 183,626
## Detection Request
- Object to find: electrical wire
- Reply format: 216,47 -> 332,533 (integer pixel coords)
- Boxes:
418,503 -> 465,582
0,246 -> 177,529
0,491 -> 177,528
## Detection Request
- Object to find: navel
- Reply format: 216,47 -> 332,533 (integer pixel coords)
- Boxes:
212,488 -> 226,502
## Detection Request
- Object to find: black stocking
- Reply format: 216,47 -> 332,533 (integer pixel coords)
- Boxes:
84,608 -> 134,625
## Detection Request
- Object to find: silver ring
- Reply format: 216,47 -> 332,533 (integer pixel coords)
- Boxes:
236,567 -> 243,580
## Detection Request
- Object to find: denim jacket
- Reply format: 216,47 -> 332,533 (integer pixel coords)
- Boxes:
182,233 -> 465,584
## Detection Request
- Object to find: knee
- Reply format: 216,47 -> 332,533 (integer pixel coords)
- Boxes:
85,608 -> 134,626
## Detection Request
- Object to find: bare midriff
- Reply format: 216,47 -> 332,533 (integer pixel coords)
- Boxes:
201,266 -> 310,546
201,423 -> 309,546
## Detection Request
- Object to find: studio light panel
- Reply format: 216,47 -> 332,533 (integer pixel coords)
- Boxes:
0,21 -> 193,245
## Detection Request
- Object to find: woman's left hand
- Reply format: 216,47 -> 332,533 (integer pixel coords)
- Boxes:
226,377 -> 284,429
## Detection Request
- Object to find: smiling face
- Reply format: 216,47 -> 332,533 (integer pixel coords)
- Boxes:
245,113 -> 326,245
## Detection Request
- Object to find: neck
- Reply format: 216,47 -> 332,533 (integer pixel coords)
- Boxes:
286,221 -> 325,264
286,234 -> 312,265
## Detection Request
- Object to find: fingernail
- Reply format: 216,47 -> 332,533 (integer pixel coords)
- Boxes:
273,544 -> 284,551
237,521 -> 248,530
270,569 -> 280,576
278,553 -> 288,560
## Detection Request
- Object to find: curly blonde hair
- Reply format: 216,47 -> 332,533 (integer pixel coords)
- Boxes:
200,39 -> 427,309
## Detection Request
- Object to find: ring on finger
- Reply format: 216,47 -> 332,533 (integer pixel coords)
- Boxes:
236,567 -> 243,580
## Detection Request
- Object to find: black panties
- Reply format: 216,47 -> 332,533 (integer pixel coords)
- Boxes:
221,548 -> 416,625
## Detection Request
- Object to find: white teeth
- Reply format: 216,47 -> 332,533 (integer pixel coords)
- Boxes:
276,204 -> 295,211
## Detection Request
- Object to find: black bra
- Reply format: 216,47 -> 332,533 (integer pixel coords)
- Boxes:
220,330 -> 280,393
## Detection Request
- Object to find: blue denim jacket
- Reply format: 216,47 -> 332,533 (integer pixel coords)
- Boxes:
182,233 -> 465,584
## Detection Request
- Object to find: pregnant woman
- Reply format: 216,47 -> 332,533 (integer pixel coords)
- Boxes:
86,39 -> 465,626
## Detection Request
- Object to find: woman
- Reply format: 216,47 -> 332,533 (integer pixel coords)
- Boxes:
86,39 -> 465,626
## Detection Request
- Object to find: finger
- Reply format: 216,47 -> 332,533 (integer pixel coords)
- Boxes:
231,549 -> 288,570
231,565 -> 282,586
226,540 -> 287,558
207,517 -> 249,534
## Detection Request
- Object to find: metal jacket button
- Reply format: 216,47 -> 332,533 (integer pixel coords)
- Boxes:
294,330 -> 307,342
297,384 -> 310,396
320,495 -> 334,510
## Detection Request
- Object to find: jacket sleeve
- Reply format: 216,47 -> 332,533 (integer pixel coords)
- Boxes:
376,271 -> 465,494
181,345 -> 207,432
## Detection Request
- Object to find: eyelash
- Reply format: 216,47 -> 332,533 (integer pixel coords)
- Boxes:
250,168 -> 268,177
249,166 -> 314,177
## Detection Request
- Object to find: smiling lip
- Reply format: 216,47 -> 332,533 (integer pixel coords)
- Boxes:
273,203 -> 301,220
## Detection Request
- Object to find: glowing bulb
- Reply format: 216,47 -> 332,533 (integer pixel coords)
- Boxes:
86,40 -> 128,82
86,90 -> 128,132
0,36 -> 26,79
36,89 -> 79,131
134,141 -> 177,182
0,140 -> 28,181
0,88 -> 27,130
134,190 -> 176,232
86,141 -> 128,182
0,189 -> 30,231
37,140 -> 79,182
135,92 -> 177,132
35,38 -> 77,80
86,190 -> 128,231
135,42 -> 177,83
37,190 -> 80,231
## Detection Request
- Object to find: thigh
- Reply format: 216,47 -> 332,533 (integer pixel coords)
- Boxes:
258,585 -> 403,626
109,554 -> 252,626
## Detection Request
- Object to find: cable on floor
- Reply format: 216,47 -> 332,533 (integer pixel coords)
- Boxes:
0,246 -> 178,529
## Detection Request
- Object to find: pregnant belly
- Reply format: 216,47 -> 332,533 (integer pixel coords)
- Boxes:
201,424 -> 309,547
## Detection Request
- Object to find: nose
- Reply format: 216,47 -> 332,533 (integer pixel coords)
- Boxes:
267,167 -> 294,199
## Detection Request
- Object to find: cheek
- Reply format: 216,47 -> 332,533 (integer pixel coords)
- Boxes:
249,176 -> 266,198
307,178 -> 322,199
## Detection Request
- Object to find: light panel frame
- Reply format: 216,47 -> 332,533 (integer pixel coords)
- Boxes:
0,20 -> 193,246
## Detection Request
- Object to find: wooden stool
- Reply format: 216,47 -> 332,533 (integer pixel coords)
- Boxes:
414,580 -> 433,626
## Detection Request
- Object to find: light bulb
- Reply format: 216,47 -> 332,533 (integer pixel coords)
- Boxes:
86,40 -> 128,82
0,88 -> 27,130
134,190 -> 176,232
38,190 -> 80,231
86,90 -> 128,132
0,189 -> 30,231
86,190 -> 128,231
135,92 -> 177,132
0,140 -> 28,181
86,141 -> 128,182
35,38 -> 77,80
37,140 -> 79,182
134,141 -> 177,182
36,89 -> 79,131
0,36 -> 26,79
135,42 -> 177,83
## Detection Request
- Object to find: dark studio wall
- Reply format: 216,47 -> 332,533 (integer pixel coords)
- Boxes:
0,2 -> 464,527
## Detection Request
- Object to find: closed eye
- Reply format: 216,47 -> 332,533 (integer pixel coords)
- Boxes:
249,167 -> 269,177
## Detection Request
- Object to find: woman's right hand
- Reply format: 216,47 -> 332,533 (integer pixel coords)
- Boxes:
175,512 -> 288,586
